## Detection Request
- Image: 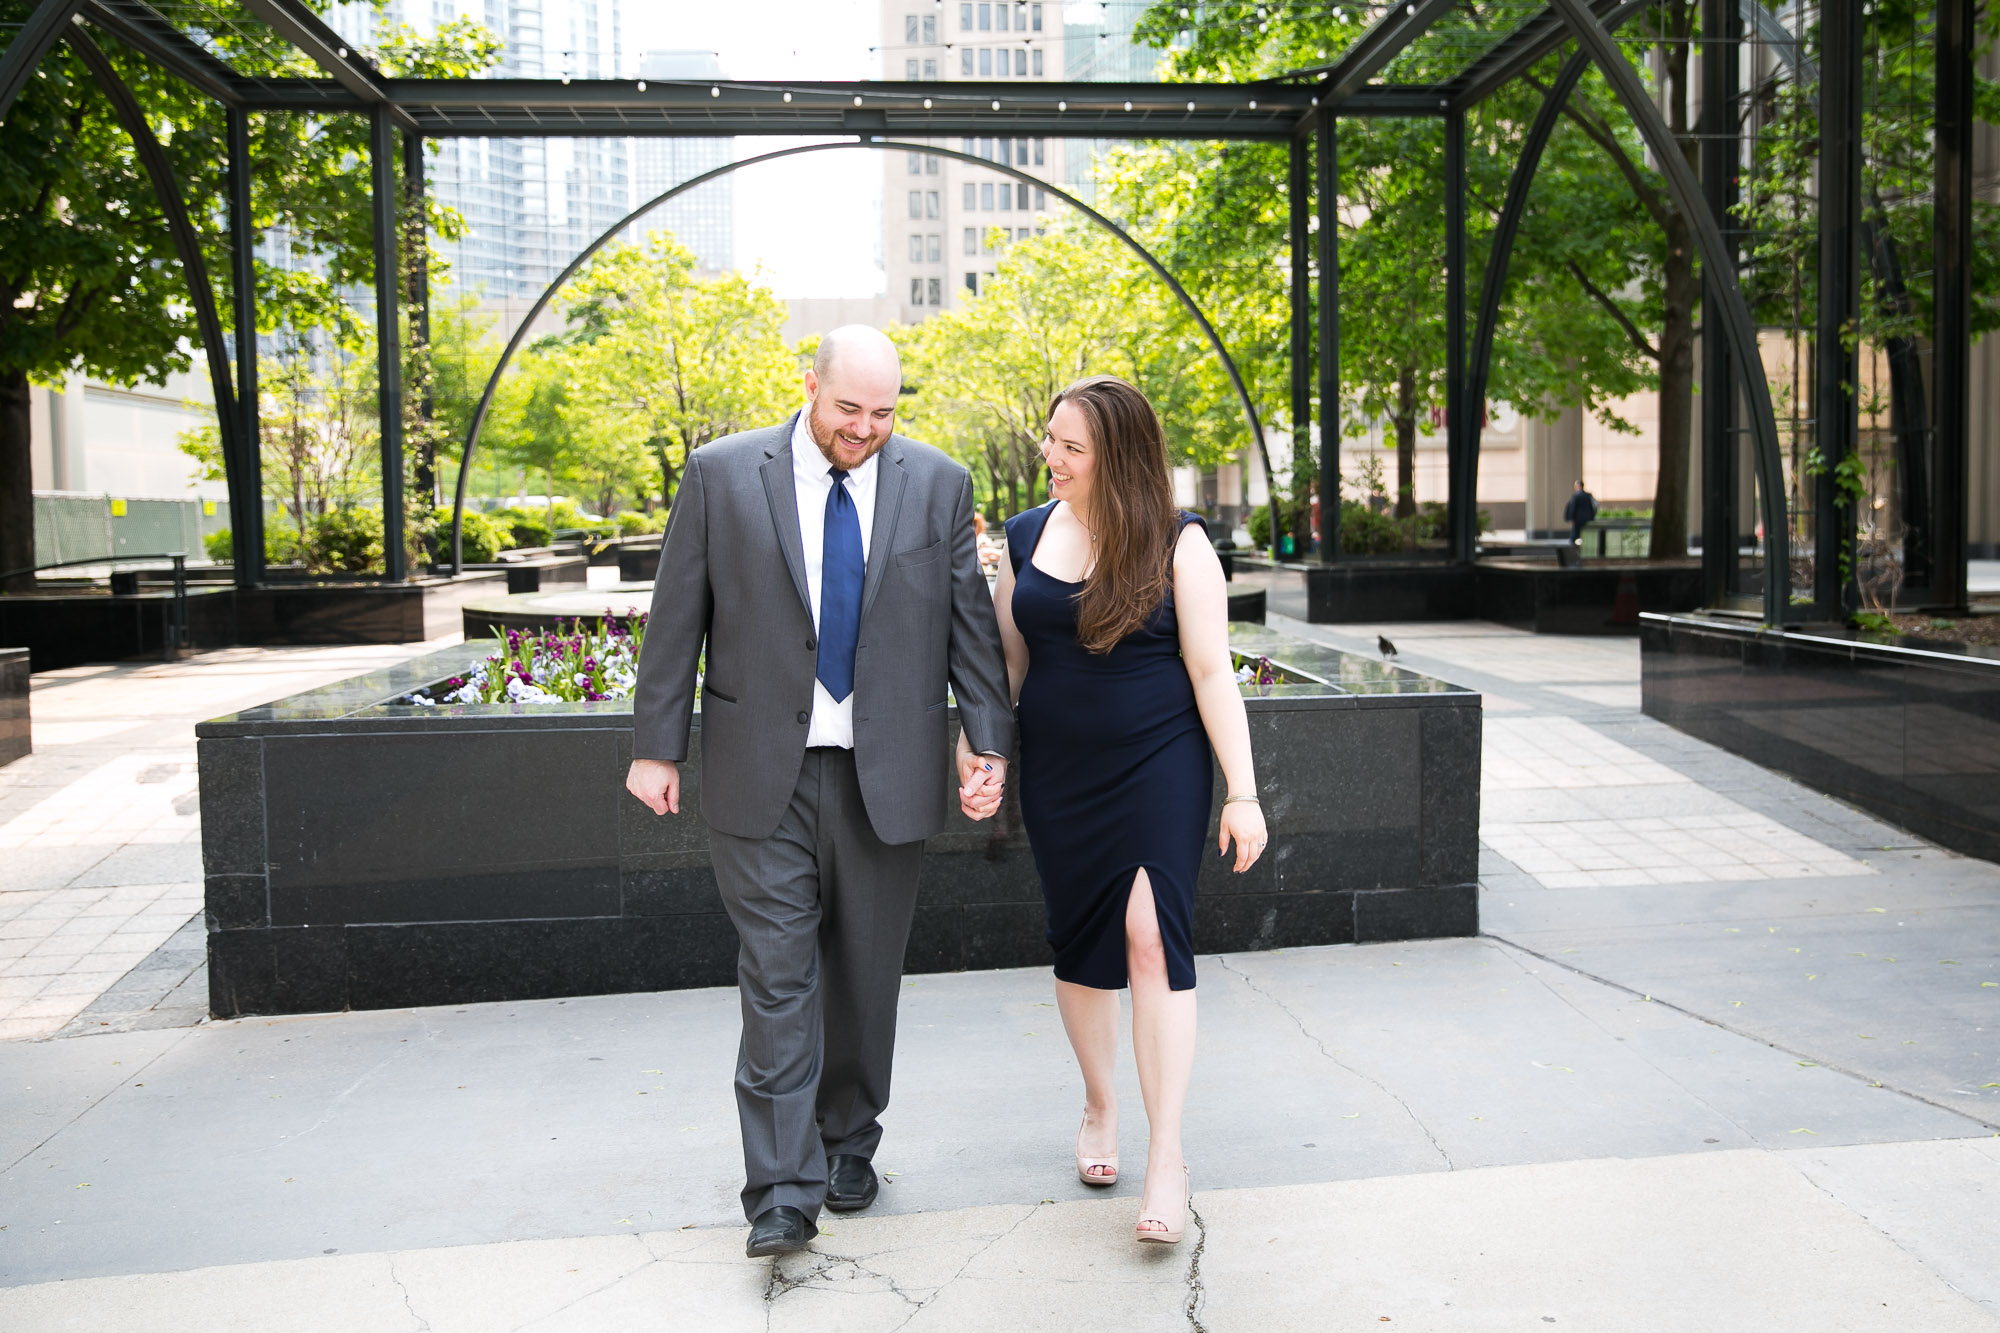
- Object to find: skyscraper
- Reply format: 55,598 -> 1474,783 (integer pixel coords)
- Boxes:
626,50 -> 735,273
339,0 -> 633,303
878,1 -> 1067,324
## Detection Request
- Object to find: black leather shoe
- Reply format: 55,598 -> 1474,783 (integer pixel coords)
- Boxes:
745,1205 -> 816,1258
825,1154 -> 879,1213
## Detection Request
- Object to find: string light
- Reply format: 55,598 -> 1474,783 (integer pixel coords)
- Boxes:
636,80 -> 647,91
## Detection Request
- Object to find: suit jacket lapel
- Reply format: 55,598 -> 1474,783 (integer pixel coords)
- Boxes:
760,413 -> 811,616
860,436 -> 908,622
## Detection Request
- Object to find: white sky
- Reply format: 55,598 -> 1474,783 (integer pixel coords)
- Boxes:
624,0 -> 887,299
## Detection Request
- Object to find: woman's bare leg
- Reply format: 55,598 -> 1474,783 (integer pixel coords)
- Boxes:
1126,868 -> 1196,1230
1055,977 -> 1120,1176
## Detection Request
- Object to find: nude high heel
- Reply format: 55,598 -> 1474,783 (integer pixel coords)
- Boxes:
1075,1116 -> 1118,1186
1135,1165 -> 1190,1244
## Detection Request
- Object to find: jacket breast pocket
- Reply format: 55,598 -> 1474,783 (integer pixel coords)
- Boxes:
894,539 -> 944,567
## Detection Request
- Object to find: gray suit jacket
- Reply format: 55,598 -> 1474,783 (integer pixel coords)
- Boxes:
631,414 -> 1015,845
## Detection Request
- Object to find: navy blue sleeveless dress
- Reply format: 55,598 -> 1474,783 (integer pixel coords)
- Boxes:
1006,502 -> 1211,992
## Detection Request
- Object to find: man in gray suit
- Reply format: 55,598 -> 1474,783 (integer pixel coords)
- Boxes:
626,326 -> 1013,1258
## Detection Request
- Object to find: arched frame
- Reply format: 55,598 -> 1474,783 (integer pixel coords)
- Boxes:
449,139 -> 1275,571
1467,0 -> 1793,625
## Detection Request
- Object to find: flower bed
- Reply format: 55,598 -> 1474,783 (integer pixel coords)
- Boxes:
403,614 -> 647,705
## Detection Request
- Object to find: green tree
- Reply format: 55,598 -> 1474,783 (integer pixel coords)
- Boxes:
0,1 -> 499,589
560,232 -> 798,508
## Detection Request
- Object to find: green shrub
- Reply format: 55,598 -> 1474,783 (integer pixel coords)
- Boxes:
203,528 -> 233,562
491,506 -> 552,549
1246,505 -> 1271,548
202,525 -> 307,564
430,506 -> 510,563
616,508 -> 666,536
305,507 -> 384,574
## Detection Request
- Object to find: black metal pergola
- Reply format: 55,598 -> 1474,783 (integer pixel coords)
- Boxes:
0,0 -> 1980,627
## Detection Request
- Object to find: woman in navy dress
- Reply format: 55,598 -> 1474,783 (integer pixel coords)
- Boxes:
959,375 -> 1266,1244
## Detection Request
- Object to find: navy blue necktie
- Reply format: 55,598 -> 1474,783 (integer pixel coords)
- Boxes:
817,467 -> 864,703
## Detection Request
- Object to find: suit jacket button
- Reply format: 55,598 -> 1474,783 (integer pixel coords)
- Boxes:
797,711 -> 810,725
806,638 -> 817,651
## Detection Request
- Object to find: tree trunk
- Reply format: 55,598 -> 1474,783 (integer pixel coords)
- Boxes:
0,370 -> 34,593
1393,366 -> 1418,518
1651,221 -> 1698,558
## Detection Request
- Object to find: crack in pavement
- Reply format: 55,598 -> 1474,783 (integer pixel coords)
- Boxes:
1214,955 -> 1454,1170
384,1255 -> 432,1332
1,1029 -> 191,1174
1491,935 -> 2000,1134
1485,938 -> 1772,1148
1788,1154 -> 1990,1312
511,1242 -> 660,1332
1182,1199 -> 1210,1333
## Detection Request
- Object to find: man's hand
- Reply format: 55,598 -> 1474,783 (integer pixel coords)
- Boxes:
956,751 -> 1006,821
627,758 -> 681,816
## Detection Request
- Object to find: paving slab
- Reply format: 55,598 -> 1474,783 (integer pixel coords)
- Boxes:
4,1147 -> 1995,1331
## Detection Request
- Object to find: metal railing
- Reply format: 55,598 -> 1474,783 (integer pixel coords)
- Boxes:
0,552 -> 190,660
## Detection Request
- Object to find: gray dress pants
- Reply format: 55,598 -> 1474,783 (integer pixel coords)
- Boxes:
706,746 -> 925,1222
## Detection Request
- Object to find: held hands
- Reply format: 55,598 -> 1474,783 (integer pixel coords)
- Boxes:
627,758 -> 680,816
955,746 -> 1007,821
1219,798 -> 1267,874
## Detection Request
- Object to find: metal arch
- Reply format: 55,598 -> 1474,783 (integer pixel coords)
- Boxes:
0,0 -> 86,122
450,139 -> 1274,571
1465,0 -> 1651,470
63,26 -> 246,528
1524,0 -> 1790,626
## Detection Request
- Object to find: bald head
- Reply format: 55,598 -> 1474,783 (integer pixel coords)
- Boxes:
803,325 -> 901,472
812,324 -> 901,390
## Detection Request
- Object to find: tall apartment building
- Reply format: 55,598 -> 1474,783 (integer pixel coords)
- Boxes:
627,50 -> 734,272
878,1 -> 1067,324
335,0 -> 632,303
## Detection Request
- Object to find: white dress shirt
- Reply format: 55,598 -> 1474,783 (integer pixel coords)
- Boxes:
793,409 -> 879,749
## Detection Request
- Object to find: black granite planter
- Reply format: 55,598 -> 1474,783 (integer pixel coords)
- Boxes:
1,647 -> 28,767
1478,560 -> 1703,635
197,623 -> 1481,1017
1641,612 -> 2000,861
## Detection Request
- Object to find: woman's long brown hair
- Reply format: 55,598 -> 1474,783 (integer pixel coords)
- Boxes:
1050,375 -> 1179,654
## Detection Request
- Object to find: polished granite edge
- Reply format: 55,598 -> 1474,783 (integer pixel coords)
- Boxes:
199,624 -> 1481,737
1642,611 -> 2000,668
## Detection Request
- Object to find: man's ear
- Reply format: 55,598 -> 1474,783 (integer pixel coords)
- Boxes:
802,368 -> 819,403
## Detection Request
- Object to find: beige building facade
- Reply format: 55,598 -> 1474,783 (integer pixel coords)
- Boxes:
877,0 -> 1067,326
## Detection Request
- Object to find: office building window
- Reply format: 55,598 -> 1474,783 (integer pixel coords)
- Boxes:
961,137 -> 976,154
927,277 -> 942,304
905,14 -> 919,41
963,182 -> 977,209
925,154 -> 939,175
1031,48 -> 1043,75
963,227 -> 977,254
965,271 -> 979,293
909,234 -> 924,262
1031,3 -> 1042,30
980,182 -> 994,210
908,191 -> 923,219
907,151 -> 923,174
982,227 -> 995,252
1035,187 -> 1047,211
1000,182 -> 1014,211
927,233 -> 942,261
960,47 -> 973,74
922,14 -> 936,42
994,2 -> 1008,29
1034,138 -> 1045,166
905,58 -> 918,79
1020,183 -> 1032,209
910,277 -> 924,305
978,2 -> 990,29
961,2 -> 973,29
1014,48 -> 1026,75
978,47 -> 991,75
1013,138 -> 1026,165
923,58 -> 937,78
925,190 -> 940,218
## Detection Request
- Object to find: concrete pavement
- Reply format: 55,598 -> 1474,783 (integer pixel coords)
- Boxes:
2,609 -> 1996,1329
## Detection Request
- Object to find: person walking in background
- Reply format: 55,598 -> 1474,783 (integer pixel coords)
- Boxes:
625,326 -> 1013,1259
979,375 -> 1266,1245
1565,479 -> 1598,545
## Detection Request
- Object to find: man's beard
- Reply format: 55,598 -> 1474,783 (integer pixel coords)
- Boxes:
807,399 -> 889,468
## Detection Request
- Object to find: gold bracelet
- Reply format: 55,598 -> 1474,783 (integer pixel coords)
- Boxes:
1223,794 -> 1260,806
